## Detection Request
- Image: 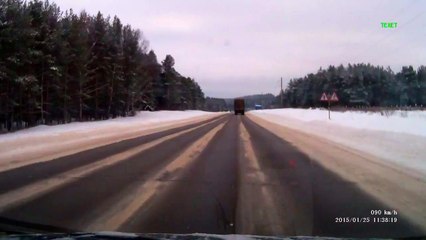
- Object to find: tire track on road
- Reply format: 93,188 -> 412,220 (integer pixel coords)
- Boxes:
240,116 -> 315,236
0,116 -> 227,211
0,115 -> 230,230
119,116 -> 239,234
88,121 -> 227,231
0,114 -> 225,194
236,120 -> 300,235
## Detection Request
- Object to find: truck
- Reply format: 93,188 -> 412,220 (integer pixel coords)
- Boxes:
234,98 -> 245,115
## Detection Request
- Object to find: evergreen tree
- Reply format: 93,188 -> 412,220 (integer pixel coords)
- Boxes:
281,63 -> 426,108
0,0 -> 205,132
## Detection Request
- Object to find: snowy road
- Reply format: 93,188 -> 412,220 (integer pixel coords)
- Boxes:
0,114 -> 425,237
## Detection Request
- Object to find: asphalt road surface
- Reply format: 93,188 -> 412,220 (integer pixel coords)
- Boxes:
0,114 -> 424,238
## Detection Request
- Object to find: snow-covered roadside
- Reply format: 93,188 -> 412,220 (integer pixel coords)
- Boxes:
250,108 -> 426,176
0,111 -> 222,171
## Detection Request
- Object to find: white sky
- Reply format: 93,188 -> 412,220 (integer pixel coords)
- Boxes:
55,0 -> 426,98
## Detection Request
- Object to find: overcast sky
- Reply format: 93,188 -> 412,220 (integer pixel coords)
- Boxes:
55,0 -> 426,98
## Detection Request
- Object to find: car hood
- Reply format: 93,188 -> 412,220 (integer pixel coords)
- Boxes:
0,232 -> 377,240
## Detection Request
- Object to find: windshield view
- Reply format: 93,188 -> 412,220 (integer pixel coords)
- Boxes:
0,0 -> 425,239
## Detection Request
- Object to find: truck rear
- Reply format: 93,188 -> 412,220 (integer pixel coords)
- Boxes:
234,98 -> 245,115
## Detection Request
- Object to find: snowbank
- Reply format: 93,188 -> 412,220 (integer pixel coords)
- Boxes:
0,111 -> 218,141
250,108 -> 426,175
0,111 -> 221,171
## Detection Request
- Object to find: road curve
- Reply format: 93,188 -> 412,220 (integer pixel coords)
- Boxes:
0,114 -> 424,238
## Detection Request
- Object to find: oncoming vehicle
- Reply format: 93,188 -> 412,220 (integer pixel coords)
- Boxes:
234,98 -> 245,115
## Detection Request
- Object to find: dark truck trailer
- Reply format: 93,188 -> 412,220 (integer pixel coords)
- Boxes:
234,98 -> 245,115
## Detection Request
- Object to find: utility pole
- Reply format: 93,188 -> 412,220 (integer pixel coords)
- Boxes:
280,77 -> 283,107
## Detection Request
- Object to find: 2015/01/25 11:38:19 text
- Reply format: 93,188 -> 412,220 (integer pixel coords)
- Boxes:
335,217 -> 398,223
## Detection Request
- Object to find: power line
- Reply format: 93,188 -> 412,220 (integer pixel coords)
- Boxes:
368,10 -> 425,64
348,0 -> 421,63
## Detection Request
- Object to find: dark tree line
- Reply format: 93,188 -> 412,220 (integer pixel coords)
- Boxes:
278,63 -> 426,108
0,0 -> 205,132
204,97 -> 228,112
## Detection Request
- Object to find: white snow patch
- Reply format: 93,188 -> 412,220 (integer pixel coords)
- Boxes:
250,108 -> 426,176
0,111 -> 221,170
1,111 -> 217,141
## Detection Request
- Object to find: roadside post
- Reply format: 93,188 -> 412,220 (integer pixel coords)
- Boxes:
320,92 -> 339,120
